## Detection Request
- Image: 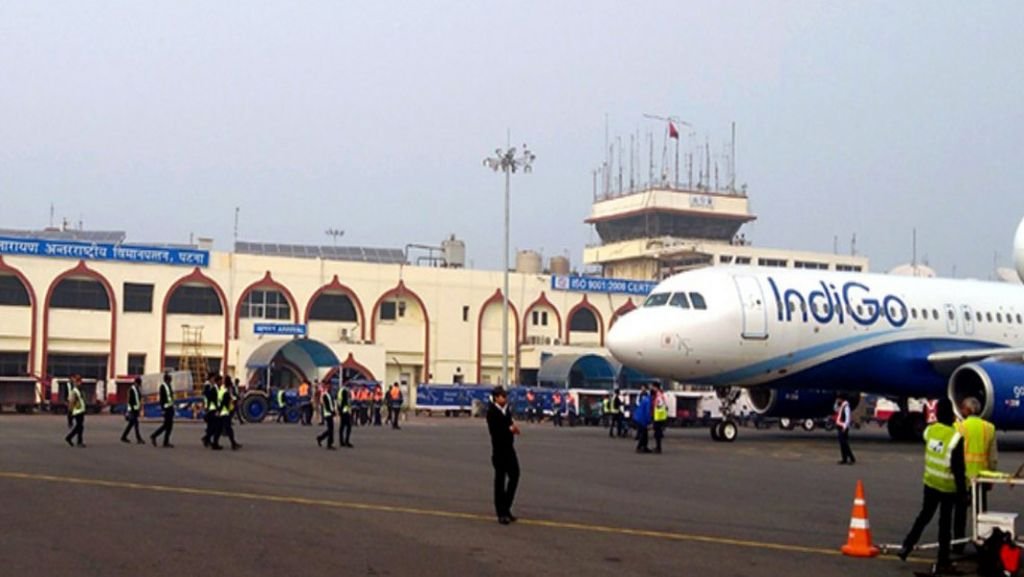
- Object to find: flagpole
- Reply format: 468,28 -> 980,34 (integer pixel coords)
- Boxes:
674,136 -> 679,188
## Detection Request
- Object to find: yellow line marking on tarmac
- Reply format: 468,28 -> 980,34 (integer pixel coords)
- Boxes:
0,470 -> 916,562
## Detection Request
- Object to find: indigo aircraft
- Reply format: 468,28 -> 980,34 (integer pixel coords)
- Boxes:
607,218 -> 1024,442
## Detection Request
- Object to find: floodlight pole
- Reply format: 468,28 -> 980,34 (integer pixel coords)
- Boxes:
484,143 -> 535,387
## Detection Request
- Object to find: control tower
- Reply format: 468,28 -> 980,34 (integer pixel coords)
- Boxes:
583,134 -> 867,281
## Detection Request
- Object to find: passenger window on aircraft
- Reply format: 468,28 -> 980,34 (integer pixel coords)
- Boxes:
987,312 -> 993,322
669,293 -> 691,309
911,309 -> 917,319
964,311 -> 971,321
788,302 -> 795,316
689,293 -> 707,310
977,312 -> 983,322
948,310 -> 955,321
856,305 -> 863,316
998,313 -> 1004,323
1017,314 -> 1022,324
644,293 -> 671,307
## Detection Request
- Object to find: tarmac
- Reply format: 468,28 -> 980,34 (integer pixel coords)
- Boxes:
2,414 -> 1020,577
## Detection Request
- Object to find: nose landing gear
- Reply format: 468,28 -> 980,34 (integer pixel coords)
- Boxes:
711,387 -> 741,443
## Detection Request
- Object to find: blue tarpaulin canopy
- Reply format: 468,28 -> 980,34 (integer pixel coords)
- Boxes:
245,339 -> 340,373
537,353 -> 617,390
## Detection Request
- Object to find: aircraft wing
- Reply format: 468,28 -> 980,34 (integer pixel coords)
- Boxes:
927,347 -> 1024,376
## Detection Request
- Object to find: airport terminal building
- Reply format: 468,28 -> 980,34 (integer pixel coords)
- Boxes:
0,183 -> 868,405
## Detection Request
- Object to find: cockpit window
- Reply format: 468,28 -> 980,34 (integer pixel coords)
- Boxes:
644,293 -> 670,307
669,293 -> 691,309
689,292 -> 707,310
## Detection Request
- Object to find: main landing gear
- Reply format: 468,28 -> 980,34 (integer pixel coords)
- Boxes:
710,387 -> 741,443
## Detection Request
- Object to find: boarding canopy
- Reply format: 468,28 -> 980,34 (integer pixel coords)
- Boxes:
537,353 -> 617,390
245,339 -> 340,381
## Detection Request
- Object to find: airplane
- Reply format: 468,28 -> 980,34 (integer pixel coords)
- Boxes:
607,218 -> 1024,442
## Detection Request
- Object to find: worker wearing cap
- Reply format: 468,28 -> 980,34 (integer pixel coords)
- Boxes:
652,383 -> 669,454
899,398 -> 965,573
954,396 -> 998,552
64,376 -> 87,447
316,383 -> 337,450
337,382 -> 354,448
487,386 -> 520,525
120,377 -> 145,444
150,373 -> 175,448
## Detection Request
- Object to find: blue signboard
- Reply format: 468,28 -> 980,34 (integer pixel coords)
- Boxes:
551,275 -> 657,296
0,236 -> 209,267
254,323 -> 308,336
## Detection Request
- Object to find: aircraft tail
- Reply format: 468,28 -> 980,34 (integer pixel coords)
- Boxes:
1015,217 -> 1024,283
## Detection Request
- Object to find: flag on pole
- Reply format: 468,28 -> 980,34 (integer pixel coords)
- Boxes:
668,121 -> 679,139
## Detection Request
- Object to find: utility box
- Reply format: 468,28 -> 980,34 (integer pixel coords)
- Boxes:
977,511 -> 1018,540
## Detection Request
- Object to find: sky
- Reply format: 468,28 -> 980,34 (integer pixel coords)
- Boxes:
2,1 -> 1022,278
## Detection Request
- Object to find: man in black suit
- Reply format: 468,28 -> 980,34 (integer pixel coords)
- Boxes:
486,386 -> 520,525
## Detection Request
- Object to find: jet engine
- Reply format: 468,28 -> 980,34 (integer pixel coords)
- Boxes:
949,360 -> 1024,429
748,387 -> 850,419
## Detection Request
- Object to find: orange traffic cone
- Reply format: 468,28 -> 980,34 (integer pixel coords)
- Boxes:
841,480 -> 880,558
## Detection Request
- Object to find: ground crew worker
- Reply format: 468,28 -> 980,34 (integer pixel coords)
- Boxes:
150,373 -> 175,448
212,376 -> 241,450
652,383 -> 668,453
526,389 -> 538,423
611,388 -> 626,438
487,386 -> 520,525
201,375 -> 218,447
275,387 -> 288,423
64,376 -> 87,447
634,386 -> 652,454
373,385 -> 385,426
337,382 -> 354,448
63,376 -> 77,428
601,395 -> 611,429
231,377 -> 245,425
298,381 -> 312,426
835,393 -> 856,465
389,383 -> 403,430
221,376 -> 242,450
899,399 -> 965,573
552,391 -> 563,427
120,377 -> 145,444
954,396 -> 998,551
316,383 -> 336,449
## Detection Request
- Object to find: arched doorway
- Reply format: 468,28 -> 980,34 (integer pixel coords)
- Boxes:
565,295 -> 605,346
371,280 -> 429,385
522,291 -> 562,346
42,261 -> 117,381
234,271 -> 299,338
476,289 -> 520,385
305,275 -> 366,343
161,268 -> 229,378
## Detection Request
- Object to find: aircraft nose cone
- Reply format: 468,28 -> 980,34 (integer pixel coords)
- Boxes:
607,312 -> 645,365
